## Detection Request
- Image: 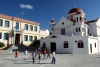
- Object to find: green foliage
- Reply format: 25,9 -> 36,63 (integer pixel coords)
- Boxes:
0,42 -> 4,48
30,40 -> 40,49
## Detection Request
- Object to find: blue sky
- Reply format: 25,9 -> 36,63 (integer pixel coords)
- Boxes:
0,0 -> 100,29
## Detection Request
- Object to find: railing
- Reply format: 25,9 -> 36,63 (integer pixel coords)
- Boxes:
13,27 -> 24,32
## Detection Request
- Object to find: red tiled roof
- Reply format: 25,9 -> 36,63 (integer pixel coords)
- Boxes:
68,8 -> 84,14
0,14 -> 40,25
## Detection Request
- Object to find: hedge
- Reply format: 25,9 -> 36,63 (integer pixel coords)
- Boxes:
0,42 -> 4,48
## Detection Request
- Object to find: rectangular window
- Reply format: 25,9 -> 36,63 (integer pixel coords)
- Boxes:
79,27 -> 80,32
95,43 -> 96,48
30,25 -> 33,31
77,17 -> 78,22
82,28 -> 85,32
16,22 -> 19,31
34,36 -> 37,40
0,33 -> 2,39
0,19 -> 3,26
4,33 -> 9,40
80,17 -> 81,21
61,29 -> 65,35
5,20 -> 10,27
24,35 -> 28,41
76,28 -> 77,32
25,24 -> 28,30
88,29 -> 89,34
29,36 -> 33,41
34,26 -> 37,32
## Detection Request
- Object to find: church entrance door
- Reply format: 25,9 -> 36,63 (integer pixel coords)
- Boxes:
50,42 -> 56,53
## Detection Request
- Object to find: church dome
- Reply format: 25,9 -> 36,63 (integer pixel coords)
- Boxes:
68,8 -> 85,14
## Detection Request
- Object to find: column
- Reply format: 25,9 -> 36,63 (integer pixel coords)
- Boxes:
85,26 -> 88,36
13,32 -> 16,45
21,33 -> 24,44
71,22 -> 73,36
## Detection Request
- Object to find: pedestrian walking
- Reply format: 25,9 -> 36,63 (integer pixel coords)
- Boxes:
24,49 -> 28,60
15,49 -> 18,60
30,51 -> 35,64
35,49 -> 38,59
9,47 -> 12,55
43,49 -> 47,60
38,50 -> 42,62
51,51 -> 56,64
46,49 -> 51,59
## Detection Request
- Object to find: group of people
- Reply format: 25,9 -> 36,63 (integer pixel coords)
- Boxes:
30,48 -> 56,64
9,47 -> 56,64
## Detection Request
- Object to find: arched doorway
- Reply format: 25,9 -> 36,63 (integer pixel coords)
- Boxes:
50,42 -> 56,53
43,42 -> 46,48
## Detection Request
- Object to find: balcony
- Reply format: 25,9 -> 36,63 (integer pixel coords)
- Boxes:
13,27 -> 24,33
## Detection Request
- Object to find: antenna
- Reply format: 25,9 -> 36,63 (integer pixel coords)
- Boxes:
53,18 -> 54,20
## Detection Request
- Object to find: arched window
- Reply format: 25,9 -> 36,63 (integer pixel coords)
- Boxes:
78,40 -> 84,48
43,42 -> 46,48
64,41 -> 68,48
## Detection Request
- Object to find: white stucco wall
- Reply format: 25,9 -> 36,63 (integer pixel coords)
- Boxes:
88,36 -> 98,54
73,36 -> 88,54
40,34 -> 73,54
88,22 -> 97,36
54,18 -> 71,30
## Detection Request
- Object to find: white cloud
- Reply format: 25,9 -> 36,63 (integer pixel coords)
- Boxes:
21,12 -> 24,15
20,4 -> 33,9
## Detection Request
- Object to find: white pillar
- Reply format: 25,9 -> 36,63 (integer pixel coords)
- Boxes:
22,33 -> 24,44
85,25 -> 88,36
71,22 -> 73,36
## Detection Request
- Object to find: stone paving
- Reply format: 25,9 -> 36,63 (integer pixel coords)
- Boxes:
0,51 -> 100,67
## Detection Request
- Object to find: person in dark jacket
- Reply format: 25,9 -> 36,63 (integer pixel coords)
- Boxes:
30,51 -> 35,64
46,49 -> 51,59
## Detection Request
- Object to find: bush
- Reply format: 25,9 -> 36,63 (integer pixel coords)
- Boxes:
0,42 -> 4,48
30,40 -> 40,49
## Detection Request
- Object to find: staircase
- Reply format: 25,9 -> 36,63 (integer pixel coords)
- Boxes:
11,44 -> 18,50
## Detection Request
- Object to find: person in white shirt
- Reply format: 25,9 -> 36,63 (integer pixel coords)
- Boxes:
51,51 -> 56,64
24,49 -> 28,60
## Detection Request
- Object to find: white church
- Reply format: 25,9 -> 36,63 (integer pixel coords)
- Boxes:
40,7 -> 100,54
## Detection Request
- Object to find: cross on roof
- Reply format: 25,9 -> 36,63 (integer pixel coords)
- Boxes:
75,5 -> 76,8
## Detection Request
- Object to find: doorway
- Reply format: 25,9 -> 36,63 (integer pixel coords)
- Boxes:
15,34 -> 20,44
50,42 -> 56,53
90,44 -> 92,53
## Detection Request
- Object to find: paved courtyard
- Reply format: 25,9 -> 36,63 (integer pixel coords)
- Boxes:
0,51 -> 100,67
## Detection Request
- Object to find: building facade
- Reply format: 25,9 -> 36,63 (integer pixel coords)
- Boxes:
40,7 -> 100,54
0,14 -> 49,48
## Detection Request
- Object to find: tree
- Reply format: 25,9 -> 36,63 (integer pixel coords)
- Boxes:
30,40 -> 40,49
